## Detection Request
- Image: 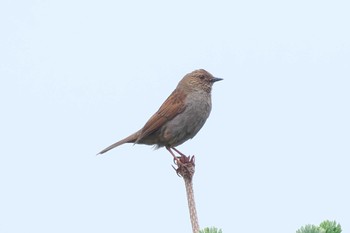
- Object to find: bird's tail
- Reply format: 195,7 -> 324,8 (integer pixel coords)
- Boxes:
97,131 -> 139,155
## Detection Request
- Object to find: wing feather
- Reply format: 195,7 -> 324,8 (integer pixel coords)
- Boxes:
136,89 -> 186,141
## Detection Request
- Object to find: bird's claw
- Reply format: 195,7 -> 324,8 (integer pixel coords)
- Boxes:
172,154 -> 195,178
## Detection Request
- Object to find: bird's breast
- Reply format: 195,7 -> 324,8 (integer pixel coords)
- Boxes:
160,91 -> 212,147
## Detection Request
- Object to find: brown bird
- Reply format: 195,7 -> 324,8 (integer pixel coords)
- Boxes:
98,69 -> 222,159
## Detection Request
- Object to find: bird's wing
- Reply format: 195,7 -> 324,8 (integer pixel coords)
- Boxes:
137,89 -> 187,141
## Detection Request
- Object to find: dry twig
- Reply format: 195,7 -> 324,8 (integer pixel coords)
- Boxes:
173,155 -> 199,233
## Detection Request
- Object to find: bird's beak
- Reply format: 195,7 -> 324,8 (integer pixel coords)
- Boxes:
211,77 -> 223,83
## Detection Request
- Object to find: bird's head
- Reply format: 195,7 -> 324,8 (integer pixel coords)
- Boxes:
179,69 -> 223,93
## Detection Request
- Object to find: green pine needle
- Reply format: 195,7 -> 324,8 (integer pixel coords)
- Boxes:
200,226 -> 223,233
296,220 -> 342,233
296,225 -> 326,233
319,220 -> 342,233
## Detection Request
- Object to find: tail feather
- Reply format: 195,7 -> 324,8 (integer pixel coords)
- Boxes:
98,132 -> 139,155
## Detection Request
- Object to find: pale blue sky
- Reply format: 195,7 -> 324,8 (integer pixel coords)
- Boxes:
1,0 -> 349,233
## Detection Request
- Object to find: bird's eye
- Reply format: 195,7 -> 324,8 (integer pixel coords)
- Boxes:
199,75 -> 205,80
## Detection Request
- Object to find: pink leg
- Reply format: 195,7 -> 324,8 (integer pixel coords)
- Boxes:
172,147 -> 187,157
166,147 -> 178,160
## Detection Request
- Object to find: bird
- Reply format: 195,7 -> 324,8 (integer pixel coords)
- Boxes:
98,69 -> 222,159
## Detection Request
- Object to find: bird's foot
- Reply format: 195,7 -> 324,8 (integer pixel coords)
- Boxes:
172,155 -> 195,179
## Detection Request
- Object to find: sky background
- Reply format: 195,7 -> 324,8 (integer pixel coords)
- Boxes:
1,0 -> 349,232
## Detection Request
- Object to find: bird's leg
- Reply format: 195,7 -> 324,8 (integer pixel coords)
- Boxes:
166,147 -> 181,164
172,147 -> 187,157
172,147 -> 194,168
